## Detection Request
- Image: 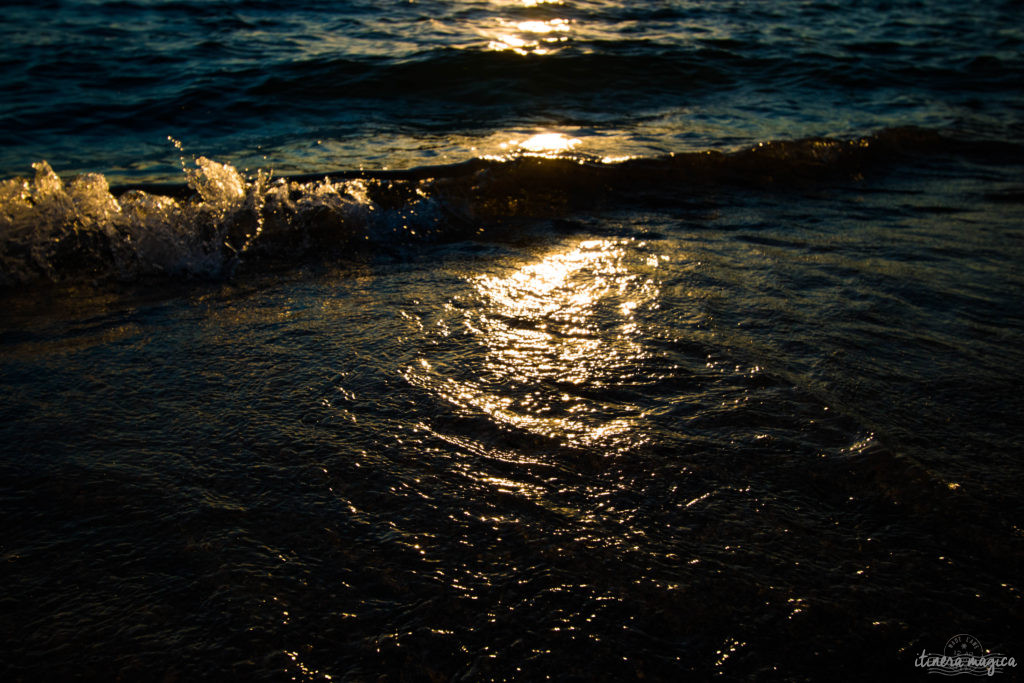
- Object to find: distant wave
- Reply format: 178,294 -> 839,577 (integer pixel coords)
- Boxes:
13,44 -> 1022,139
0,127 -> 1014,287
245,44 -> 1024,101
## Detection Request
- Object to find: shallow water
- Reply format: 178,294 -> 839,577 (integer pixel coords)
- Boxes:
2,0 -> 1024,680
3,151 -> 1023,679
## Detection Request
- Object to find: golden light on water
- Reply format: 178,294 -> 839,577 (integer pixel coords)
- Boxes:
483,15 -> 572,55
515,18 -> 571,35
476,239 -> 628,321
490,132 -> 584,159
486,30 -> 534,55
514,132 -> 582,155
408,239 -> 665,454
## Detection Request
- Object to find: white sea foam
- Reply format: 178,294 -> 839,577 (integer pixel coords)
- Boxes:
0,158 -> 394,285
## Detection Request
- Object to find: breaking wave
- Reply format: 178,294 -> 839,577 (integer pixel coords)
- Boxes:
0,127 -> 980,286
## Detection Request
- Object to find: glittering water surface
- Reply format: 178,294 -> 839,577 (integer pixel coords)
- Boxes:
3,158 -> 1023,679
2,0 -> 1024,680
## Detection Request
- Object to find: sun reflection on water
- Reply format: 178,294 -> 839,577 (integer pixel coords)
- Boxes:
409,238 -> 664,454
501,132 -> 583,157
483,13 -> 573,55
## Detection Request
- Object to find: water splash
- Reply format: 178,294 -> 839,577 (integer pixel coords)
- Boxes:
0,157 -> 386,285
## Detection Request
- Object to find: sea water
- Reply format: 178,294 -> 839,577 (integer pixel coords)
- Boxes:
2,1 -> 1023,680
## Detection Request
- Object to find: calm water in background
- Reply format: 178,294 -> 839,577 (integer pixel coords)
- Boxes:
2,1 -> 1024,680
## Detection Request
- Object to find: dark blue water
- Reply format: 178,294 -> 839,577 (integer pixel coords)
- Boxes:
2,0 -> 1023,180
2,1 -> 1023,680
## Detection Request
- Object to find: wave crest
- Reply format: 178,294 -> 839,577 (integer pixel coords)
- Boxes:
0,127 -> 956,286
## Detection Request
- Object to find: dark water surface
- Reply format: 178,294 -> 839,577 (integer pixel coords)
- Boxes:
2,1 -> 1023,681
